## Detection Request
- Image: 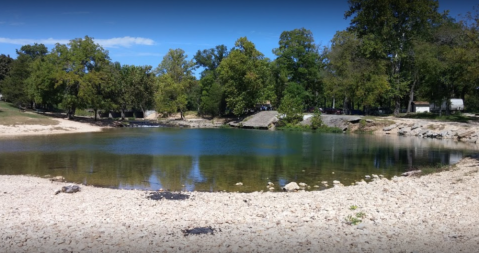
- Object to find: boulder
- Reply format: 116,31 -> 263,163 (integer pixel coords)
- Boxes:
282,182 -> 300,192
61,185 -> 81,193
411,123 -> 422,130
235,182 -> 243,186
383,124 -> 397,131
457,130 -> 475,138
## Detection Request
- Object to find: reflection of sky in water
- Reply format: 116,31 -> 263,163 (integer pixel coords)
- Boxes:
0,128 -> 477,192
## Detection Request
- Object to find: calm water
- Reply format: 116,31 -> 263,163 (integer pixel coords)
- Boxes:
0,128 -> 476,192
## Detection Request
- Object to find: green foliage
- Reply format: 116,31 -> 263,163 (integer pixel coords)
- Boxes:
349,205 -> 358,211
194,45 -> 228,78
323,31 -> 390,113
356,212 -> 366,219
310,109 -> 323,130
199,72 -> 223,117
26,54 -> 63,107
155,49 -> 195,119
47,36 -> 112,118
0,54 -> 14,84
217,37 -> 273,116
345,215 -> 362,225
0,44 -> 48,106
345,0 -> 443,115
277,83 -> 305,124
273,28 -> 323,107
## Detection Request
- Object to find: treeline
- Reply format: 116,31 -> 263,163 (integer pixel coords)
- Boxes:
0,1 -> 478,122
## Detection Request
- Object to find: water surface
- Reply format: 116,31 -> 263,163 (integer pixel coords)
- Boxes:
0,128 -> 475,192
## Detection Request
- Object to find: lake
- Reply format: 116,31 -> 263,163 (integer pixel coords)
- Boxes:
0,128 -> 475,192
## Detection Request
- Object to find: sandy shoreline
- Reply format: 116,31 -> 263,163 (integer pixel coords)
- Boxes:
1,156 -> 479,252
0,117 -> 104,137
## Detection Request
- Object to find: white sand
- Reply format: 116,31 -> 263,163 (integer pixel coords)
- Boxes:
0,118 -> 104,137
1,156 -> 479,252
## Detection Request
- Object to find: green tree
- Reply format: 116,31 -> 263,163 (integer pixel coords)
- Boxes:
277,82 -> 306,124
272,28 -> 323,108
345,0 -> 443,115
155,49 -> 195,119
323,31 -> 389,114
52,36 -> 111,119
217,37 -> 273,116
194,45 -> 229,116
0,43 -> 48,106
0,54 -> 14,86
25,53 -> 64,109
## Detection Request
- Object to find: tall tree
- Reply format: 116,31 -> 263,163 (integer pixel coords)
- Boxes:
0,43 -> 48,106
155,49 -> 195,119
273,28 -> 323,108
345,0 -> 443,115
217,37 -> 274,116
0,54 -> 14,86
25,53 -> 64,109
323,31 -> 389,114
194,45 -> 229,116
52,36 -> 111,119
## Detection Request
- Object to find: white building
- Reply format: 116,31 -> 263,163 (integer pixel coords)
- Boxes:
412,101 -> 430,113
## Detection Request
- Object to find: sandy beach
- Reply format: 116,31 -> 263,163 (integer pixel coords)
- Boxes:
1,155 -> 479,252
0,117 -> 104,137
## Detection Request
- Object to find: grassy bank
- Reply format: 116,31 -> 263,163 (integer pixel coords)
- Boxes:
0,102 -> 58,126
399,112 -> 474,123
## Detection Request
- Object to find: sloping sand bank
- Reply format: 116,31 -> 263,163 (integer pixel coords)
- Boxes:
1,156 -> 479,252
0,117 -> 103,137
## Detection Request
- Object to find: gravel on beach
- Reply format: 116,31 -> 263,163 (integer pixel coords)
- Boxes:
1,156 -> 479,252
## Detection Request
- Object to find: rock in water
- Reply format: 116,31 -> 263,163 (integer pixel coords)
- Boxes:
61,185 -> 81,193
298,182 -> 307,187
235,182 -> 243,186
282,182 -> 300,192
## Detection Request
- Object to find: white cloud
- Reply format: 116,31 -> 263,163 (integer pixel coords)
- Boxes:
0,36 -> 155,48
0,37 -> 69,45
95,36 -> 155,48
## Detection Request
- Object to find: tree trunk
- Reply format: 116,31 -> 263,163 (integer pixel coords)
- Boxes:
94,109 -> 98,121
343,96 -> 349,115
394,97 -> 401,116
121,106 -> 125,121
67,106 -> 75,120
406,79 -> 417,114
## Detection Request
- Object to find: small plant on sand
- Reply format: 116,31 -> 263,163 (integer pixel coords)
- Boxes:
345,215 -> 362,225
355,212 -> 366,219
349,205 -> 358,210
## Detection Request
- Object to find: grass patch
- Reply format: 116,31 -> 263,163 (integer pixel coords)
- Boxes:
400,112 -> 471,123
0,102 -> 58,126
276,123 -> 343,133
418,163 -> 454,176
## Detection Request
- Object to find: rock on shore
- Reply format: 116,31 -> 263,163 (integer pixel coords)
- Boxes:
1,156 -> 479,252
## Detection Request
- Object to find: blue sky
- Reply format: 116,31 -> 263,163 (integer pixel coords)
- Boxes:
0,0 -> 476,76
